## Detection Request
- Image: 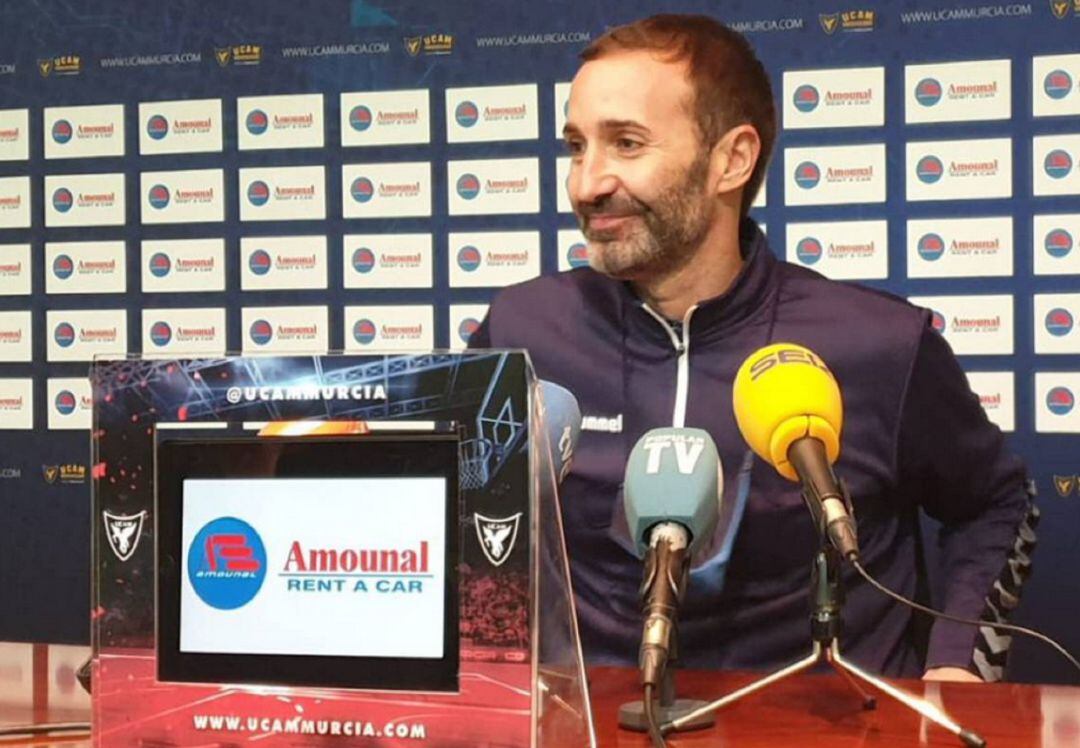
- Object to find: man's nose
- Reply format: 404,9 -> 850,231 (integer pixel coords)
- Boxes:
568,148 -> 619,205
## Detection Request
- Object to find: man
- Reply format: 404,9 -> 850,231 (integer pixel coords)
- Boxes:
468,14 -> 1034,682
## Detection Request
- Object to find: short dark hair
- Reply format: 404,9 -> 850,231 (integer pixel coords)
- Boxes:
581,14 -> 776,217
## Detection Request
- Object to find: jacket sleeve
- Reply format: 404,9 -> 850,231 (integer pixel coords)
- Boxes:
895,318 -> 1033,675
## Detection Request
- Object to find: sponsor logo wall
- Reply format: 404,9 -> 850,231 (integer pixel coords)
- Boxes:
2,0 -> 1079,680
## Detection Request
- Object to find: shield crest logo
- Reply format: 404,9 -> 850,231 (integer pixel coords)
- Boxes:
38,59 -> 54,77
819,13 -> 840,34
1050,0 -> 1070,18
103,510 -> 147,562
474,512 -> 522,567
215,48 -> 232,66
1054,474 -> 1076,497
404,37 -> 422,56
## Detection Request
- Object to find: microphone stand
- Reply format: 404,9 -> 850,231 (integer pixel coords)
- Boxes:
659,485 -> 987,748
619,542 -> 715,733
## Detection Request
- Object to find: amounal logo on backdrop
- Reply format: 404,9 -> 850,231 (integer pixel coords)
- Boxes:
247,180 -> 270,206
917,233 -> 946,261
458,317 -> 480,345
53,322 -> 76,347
54,390 -> 76,416
915,78 -> 943,106
52,254 -> 74,280
796,237 -> 823,264
349,105 -> 373,131
246,109 -> 269,135
457,245 -> 481,271
148,252 -> 172,277
794,161 -> 821,189
51,119 -> 73,143
146,114 -> 169,140
1046,308 -> 1075,336
455,101 -> 479,127
353,318 -> 377,344
248,249 -> 272,276
567,242 -> 589,268
1045,228 -> 1074,258
931,310 -> 947,333
1047,386 -> 1075,415
793,84 -> 820,112
1045,149 -> 1074,179
352,247 -> 376,273
916,155 -> 944,183
350,177 -> 375,203
148,184 -> 170,209
52,188 -> 73,213
1044,69 -> 1074,100
149,321 -> 172,347
456,173 -> 481,199
249,319 -> 273,346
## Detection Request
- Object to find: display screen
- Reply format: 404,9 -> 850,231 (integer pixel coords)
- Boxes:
156,436 -> 460,691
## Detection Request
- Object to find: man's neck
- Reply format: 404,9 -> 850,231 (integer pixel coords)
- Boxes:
631,220 -> 744,321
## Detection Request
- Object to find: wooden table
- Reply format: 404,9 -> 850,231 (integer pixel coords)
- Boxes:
3,644 -> 1079,746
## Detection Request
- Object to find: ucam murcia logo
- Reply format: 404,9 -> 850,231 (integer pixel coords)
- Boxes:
44,173 -> 125,227
140,169 -> 225,224
237,94 -> 324,151
0,109 -> 29,161
908,294 -> 1014,355
448,231 -> 541,288
964,371 -> 1015,432
343,305 -> 434,352
141,308 -> 226,358
340,89 -> 431,146
447,157 -> 540,215
240,236 -> 327,291
449,304 -> 488,351
0,311 -> 31,362
241,305 -> 328,354
905,60 -> 1011,124
785,220 -> 888,280
341,162 -> 431,218
0,244 -> 30,296
445,84 -> 539,143
783,144 -> 886,206
1034,294 -> 1080,353
138,98 -> 222,155
1033,214 -> 1080,275
818,9 -> 875,33
103,510 -> 147,562
1034,134 -> 1080,196
0,177 -> 30,229
238,166 -> 327,221
905,138 -> 1012,201
474,512 -> 522,567
43,104 -> 124,159
343,233 -> 433,289
45,309 -> 127,362
1035,373 -> 1080,433
141,239 -> 225,293
45,241 -> 126,294
782,67 -> 884,129
906,217 -> 1013,278
0,378 -> 32,430
1034,54 -> 1080,117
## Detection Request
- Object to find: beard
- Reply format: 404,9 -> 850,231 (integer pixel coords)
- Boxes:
576,149 -> 714,280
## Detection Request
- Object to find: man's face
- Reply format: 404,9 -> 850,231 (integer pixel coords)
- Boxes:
563,50 -> 717,280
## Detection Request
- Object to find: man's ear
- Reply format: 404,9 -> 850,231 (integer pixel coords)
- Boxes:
711,124 -> 761,197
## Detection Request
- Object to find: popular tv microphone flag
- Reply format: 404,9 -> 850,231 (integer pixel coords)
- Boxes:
623,427 -> 722,687
732,343 -> 858,559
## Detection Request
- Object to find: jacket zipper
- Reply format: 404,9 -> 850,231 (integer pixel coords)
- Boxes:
641,303 -> 697,428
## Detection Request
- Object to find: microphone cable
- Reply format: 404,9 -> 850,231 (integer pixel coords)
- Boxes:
643,683 -> 666,748
850,559 -> 1080,679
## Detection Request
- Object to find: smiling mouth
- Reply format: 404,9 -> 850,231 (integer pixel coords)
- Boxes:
586,214 -> 638,232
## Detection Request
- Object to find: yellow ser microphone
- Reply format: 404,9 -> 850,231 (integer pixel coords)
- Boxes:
733,343 -> 858,559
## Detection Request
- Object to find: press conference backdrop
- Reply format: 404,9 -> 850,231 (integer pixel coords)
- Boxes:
0,0 -> 1077,682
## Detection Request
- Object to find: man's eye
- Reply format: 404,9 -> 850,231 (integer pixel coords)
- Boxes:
564,140 -> 585,156
616,138 -> 642,151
